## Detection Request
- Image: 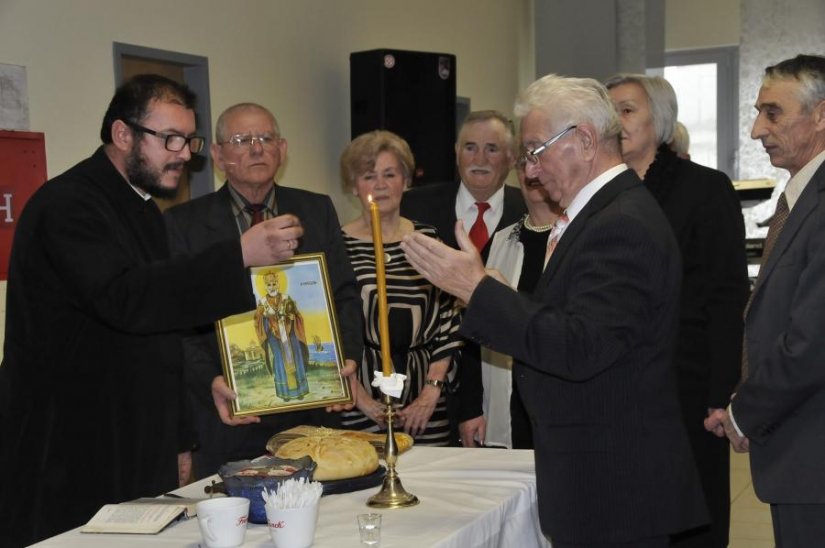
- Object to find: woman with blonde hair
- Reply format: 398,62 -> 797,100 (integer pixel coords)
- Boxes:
339,130 -> 462,445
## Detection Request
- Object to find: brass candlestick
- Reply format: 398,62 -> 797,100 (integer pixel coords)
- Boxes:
367,393 -> 419,508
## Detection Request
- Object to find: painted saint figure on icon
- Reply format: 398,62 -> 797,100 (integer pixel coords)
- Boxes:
254,270 -> 310,401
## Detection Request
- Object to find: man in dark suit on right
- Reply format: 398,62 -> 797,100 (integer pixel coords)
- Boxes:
402,74 -> 707,547
707,54 -> 825,547
401,110 -> 526,445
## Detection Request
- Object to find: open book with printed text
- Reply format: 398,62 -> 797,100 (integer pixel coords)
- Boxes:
81,497 -> 201,535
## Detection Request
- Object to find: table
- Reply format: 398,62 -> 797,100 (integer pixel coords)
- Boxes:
32,447 -> 551,548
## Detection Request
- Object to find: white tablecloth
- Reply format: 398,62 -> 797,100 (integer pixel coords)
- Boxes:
32,446 -> 551,548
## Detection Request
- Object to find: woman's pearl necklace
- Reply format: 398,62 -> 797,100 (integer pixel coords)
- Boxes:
523,215 -> 552,233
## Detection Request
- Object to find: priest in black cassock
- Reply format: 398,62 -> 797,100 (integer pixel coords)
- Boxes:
0,74 -> 306,547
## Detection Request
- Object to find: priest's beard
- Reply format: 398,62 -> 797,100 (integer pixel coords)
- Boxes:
125,146 -> 183,199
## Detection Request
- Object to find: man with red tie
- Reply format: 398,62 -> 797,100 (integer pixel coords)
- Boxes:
401,110 -> 526,446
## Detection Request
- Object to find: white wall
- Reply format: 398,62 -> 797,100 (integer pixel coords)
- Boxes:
738,0 -> 825,183
0,0 -> 527,215
665,0 -> 740,50
0,0 -> 529,359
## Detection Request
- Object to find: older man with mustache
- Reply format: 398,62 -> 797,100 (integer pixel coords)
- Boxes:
401,110 -> 526,446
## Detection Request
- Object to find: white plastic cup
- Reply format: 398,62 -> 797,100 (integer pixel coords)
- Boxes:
196,497 -> 250,548
266,502 -> 320,548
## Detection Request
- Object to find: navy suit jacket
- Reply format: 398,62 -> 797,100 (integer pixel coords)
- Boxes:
401,181 -> 526,422
460,169 -> 707,543
733,159 -> 825,503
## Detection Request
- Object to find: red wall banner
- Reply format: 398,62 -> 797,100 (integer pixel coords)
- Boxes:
0,130 -> 47,280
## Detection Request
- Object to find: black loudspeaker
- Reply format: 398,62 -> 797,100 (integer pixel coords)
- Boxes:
350,49 -> 457,186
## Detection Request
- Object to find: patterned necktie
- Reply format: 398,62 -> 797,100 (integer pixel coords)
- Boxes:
245,203 -> 266,226
469,201 -> 491,251
742,192 -> 789,380
757,192 -> 789,271
545,213 -> 570,265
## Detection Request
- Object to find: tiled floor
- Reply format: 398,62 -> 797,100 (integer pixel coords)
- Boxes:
729,449 -> 774,547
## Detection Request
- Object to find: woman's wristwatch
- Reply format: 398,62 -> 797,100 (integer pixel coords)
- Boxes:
425,378 -> 445,390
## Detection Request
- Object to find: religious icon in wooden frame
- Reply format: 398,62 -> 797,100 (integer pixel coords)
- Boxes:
216,253 -> 351,416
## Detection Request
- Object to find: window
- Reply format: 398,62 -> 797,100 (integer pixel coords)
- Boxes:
664,63 -> 717,169
650,46 -> 738,178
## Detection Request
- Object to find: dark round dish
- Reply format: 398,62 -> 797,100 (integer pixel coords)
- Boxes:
218,455 -> 316,524
320,465 -> 386,495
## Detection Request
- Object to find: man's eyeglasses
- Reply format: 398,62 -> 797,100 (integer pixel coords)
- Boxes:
219,134 -> 281,150
523,125 -> 577,165
125,121 -> 205,153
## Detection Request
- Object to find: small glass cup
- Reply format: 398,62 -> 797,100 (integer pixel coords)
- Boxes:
357,512 -> 382,547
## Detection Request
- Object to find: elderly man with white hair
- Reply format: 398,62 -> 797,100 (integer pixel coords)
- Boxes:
402,74 -> 708,547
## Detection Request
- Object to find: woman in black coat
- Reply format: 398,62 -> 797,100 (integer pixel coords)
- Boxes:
606,74 -> 750,548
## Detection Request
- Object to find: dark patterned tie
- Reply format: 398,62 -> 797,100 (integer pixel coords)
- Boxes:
742,192 -> 789,380
245,203 -> 266,226
468,201 -> 491,251
758,192 -> 789,268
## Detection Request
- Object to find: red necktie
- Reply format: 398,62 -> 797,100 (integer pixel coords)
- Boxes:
245,203 -> 266,226
469,202 -> 491,251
